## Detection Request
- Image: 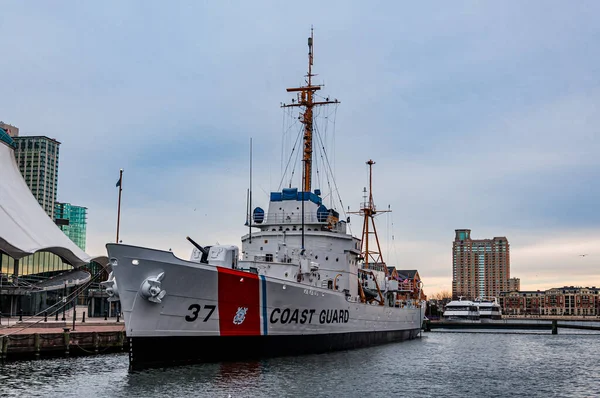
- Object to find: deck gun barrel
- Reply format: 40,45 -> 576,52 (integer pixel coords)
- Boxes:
186,236 -> 209,256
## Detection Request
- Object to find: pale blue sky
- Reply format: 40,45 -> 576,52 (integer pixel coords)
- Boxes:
1,1 -> 599,293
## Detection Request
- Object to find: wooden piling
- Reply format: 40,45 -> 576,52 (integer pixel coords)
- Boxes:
93,332 -> 99,354
2,336 -> 8,360
118,331 -> 125,351
552,320 -> 558,335
63,329 -> 70,356
34,333 -> 40,358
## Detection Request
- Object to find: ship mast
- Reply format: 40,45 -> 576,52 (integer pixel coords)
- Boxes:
349,160 -> 390,271
282,28 -> 339,192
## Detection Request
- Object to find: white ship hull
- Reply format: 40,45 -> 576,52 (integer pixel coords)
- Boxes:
107,243 -> 425,370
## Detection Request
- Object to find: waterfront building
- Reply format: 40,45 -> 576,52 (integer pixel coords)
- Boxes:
452,229 -> 510,300
396,269 -> 427,300
0,132 -> 111,318
385,266 -> 428,301
13,135 -> 60,219
55,202 -> 88,251
0,121 -> 19,137
508,277 -> 520,292
499,287 -> 600,316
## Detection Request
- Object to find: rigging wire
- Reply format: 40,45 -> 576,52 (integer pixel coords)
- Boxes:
314,130 -> 322,192
288,126 -> 304,188
332,105 -> 338,183
282,109 -> 295,173
387,205 -> 390,262
314,102 -> 339,208
313,105 -> 325,191
281,105 -> 286,181
277,124 -> 303,191
313,121 -> 351,235
390,210 -> 400,267
314,122 -> 333,207
279,107 -> 300,187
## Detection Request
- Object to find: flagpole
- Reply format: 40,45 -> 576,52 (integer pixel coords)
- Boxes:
116,169 -> 123,243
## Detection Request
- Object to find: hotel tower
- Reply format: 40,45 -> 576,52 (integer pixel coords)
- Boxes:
452,229 -> 510,300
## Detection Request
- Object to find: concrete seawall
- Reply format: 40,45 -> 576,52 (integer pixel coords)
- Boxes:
425,319 -> 600,333
0,323 -> 128,360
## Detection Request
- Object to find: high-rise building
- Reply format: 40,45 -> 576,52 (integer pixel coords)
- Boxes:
452,229 -> 510,300
508,277 -> 520,292
13,136 -> 60,219
55,202 -> 88,251
0,121 -> 19,137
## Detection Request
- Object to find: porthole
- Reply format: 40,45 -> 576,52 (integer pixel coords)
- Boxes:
326,257 -> 329,261
336,258 -> 339,262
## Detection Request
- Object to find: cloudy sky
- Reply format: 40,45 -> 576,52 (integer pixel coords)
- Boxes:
1,1 -> 599,294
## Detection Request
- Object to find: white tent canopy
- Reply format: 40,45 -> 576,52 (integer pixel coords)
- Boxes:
0,135 -> 105,267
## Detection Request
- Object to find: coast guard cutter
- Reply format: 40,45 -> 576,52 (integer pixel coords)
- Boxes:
103,30 -> 425,370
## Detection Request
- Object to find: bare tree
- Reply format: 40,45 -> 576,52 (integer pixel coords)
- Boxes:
431,290 -> 452,301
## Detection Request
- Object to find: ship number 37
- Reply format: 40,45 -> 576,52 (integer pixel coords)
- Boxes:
185,304 -> 216,322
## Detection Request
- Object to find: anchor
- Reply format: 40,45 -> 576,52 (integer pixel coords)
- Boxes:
139,272 -> 167,303
100,271 -> 120,302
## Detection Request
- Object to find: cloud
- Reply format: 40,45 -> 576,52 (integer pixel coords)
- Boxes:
1,2 -> 600,294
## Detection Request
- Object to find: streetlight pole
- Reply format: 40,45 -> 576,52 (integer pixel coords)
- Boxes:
72,296 -> 76,331
62,282 -> 67,321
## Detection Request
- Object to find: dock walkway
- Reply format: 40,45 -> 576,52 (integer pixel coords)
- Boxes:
0,315 -> 126,360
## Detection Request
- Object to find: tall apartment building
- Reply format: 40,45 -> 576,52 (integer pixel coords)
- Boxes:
0,121 -> 19,137
452,229 -> 510,300
55,202 -> 88,251
13,136 -> 60,219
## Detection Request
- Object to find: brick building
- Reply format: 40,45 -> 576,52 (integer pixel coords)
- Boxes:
500,286 -> 600,316
508,277 -> 520,292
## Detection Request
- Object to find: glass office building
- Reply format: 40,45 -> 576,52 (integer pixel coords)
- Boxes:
13,136 -> 60,219
55,202 -> 88,251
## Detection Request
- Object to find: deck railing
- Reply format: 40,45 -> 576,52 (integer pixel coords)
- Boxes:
257,211 -> 325,225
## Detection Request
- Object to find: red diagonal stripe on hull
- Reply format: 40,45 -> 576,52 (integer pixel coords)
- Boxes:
217,267 -> 261,336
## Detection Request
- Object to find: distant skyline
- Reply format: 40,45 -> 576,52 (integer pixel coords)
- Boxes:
1,1 -> 599,294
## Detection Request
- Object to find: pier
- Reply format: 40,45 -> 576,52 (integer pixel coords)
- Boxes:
423,318 -> 600,334
0,316 -> 127,361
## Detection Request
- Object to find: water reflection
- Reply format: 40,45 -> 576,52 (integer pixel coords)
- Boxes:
1,333 -> 599,398
122,361 -> 267,397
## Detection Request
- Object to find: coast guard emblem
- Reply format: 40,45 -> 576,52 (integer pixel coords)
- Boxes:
233,307 -> 248,325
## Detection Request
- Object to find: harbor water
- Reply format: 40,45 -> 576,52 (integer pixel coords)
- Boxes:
1,331 -> 599,397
